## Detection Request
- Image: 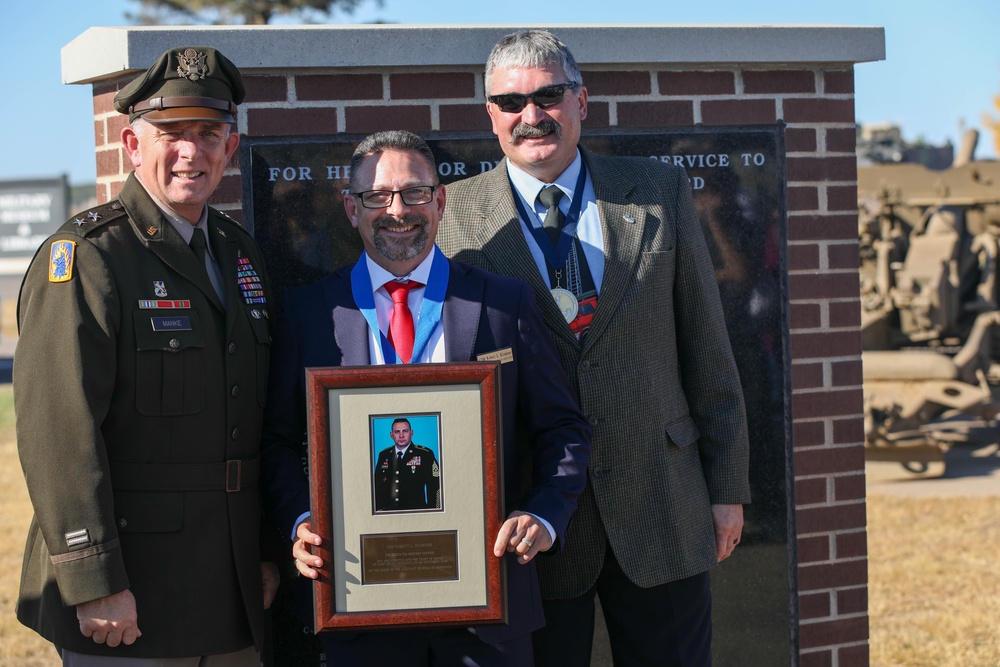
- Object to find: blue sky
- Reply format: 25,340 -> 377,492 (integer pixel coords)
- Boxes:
3,0 -> 998,184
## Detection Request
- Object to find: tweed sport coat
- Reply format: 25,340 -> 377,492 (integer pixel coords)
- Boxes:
438,148 -> 751,598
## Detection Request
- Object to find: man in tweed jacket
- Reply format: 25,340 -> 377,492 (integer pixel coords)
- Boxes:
437,30 -> 751,667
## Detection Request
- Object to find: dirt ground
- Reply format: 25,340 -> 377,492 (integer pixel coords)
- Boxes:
0,377 -> 996,666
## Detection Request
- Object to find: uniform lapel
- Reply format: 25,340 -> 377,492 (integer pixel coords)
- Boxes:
209,216 -> 241,332
119,175 -> 224,312
474,161 -> 579,347
581,150 -> 646,354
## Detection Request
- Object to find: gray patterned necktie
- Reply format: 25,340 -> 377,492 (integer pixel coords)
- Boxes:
538,186 -> 565,246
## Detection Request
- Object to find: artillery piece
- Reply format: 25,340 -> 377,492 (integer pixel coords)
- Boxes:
858,130 -> 1000,472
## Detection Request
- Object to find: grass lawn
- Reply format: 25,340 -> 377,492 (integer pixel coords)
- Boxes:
0,383 -> 996,665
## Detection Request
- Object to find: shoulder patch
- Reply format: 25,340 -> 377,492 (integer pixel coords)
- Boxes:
48,241 -> 77,282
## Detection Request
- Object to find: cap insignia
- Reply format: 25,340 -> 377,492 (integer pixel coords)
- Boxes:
176,48 -> 209,81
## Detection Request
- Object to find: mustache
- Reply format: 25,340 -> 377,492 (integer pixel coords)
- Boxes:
511,119 -> 561,141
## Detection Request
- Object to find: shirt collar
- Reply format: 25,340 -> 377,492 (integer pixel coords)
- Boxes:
364,245 -> 438,293
140,185 -> 209,245
506,149 -> 583,207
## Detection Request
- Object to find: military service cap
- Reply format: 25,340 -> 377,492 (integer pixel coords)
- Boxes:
113,46 -> 246,124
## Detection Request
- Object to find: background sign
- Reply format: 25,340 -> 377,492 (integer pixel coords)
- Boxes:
246,127 -> 793,665
0,176 -> 69,259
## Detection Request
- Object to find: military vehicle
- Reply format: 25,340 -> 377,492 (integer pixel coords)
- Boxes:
858,130 -> 1000,472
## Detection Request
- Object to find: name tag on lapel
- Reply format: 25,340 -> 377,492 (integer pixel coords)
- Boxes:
477,347 -> 514,364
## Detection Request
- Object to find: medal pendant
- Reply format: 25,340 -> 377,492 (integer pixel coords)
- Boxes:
551,288 -> 579,323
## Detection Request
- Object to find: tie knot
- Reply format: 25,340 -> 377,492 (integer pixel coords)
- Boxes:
538,185 -> 564,210
384,280 -> 421,305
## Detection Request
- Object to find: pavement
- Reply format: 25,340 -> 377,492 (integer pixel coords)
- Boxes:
866,441 -> 1000,497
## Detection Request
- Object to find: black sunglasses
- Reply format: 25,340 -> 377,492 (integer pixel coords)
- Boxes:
487,82 -> 579,114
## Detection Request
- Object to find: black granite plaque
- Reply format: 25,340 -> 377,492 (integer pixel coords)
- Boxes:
245,127 -> 794,665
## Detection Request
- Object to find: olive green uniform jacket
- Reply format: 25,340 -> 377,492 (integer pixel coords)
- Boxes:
14,174 -> 273,658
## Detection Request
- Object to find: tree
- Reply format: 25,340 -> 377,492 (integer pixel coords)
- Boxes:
127,0 -> 381,25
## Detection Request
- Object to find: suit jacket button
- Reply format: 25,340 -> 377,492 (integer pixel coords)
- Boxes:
580,360 -> 590,371
118,517 -> 127,529
231,427 -> 240,440
231,385 -> 240,398
228,342 -> 238,354
169,338 -> 181,349
588,416 -> 598,426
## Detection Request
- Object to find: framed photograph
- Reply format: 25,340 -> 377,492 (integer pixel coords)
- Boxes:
306,362 -> 506,631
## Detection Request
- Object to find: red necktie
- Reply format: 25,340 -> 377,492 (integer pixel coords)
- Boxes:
384,280 -> 422,363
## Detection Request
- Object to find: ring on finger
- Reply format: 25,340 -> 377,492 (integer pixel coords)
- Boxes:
521,537 -> 533,547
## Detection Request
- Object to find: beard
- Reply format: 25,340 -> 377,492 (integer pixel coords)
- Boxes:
372,213 -> 429,263
511,119 -> 562,143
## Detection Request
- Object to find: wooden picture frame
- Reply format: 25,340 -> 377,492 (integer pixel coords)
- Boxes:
306,362 -> 506,631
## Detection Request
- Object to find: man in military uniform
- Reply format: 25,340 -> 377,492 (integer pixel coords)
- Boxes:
373,418 -> 441,511
14,46 -> 277,665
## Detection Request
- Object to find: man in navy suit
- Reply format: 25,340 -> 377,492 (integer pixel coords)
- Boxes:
260,129 -> 590,666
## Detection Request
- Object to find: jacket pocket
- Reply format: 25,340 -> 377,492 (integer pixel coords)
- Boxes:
665,414 -> 700,448
113,491 -> 184,533
133,311 -> 206,416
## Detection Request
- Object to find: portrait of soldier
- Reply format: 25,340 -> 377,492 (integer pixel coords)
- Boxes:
373,417 -> 441,512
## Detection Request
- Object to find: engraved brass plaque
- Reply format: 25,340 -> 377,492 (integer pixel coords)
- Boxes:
361,531 -> 459,584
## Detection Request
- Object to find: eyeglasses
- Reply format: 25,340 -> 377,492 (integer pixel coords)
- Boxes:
487,82 -> 579,114
351,186 -> 437,209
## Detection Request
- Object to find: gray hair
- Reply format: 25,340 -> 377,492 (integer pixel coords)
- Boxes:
484,29 -> 583,94
130,116 -> 234,137
349,130 -> 438,192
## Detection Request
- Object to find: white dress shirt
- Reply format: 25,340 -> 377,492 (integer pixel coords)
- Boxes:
506,149 -> 606,294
